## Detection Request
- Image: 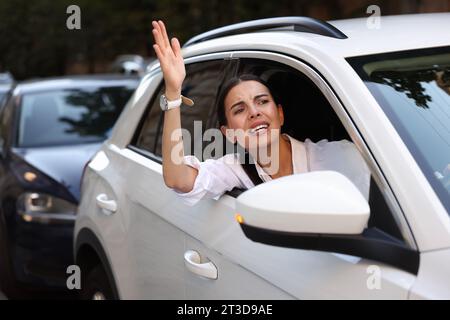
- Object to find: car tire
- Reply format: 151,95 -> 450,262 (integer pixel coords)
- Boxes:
81,265 -> 115,300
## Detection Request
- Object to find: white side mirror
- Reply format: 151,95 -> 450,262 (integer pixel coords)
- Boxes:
236,171 -> 370,235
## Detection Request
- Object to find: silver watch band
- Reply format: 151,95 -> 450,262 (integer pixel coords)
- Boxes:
160,94 -> 195,111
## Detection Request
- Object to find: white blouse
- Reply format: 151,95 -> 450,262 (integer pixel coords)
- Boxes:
173,134 -> 371,206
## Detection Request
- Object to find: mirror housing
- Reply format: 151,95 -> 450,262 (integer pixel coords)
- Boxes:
236,171 -> 370,235
235,171 -> 420,274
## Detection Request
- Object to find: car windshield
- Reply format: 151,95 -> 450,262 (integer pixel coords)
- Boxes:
348,46 -> 450,213
18,84 -> 136,147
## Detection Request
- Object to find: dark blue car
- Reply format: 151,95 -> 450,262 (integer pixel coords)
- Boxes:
0,75 -> 139,298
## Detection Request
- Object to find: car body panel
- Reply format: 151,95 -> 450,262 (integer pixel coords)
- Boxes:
11,143 -> 101,201
13,75 -> 139,96
410,248 -> 450,299
178,13 -> 450,61
78,142 -> 414,299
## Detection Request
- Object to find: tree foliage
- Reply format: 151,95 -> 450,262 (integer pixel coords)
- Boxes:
0,0 -> 444,79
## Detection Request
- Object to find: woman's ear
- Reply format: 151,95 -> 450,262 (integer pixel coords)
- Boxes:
277,104 -> 285,126
220,125 -> 237,143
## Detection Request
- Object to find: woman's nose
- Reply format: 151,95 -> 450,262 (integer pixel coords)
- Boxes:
248,104 -> 261,118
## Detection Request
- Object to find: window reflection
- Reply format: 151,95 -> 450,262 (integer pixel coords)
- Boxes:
19,85 -> 136,147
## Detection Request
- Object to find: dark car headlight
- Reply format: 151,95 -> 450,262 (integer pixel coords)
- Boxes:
17,192 -> 76,214
16,192 -> 77,224
11,157 -> 77,204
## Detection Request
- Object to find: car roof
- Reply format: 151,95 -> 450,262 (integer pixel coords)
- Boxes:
180,13 -> 450,60
15,74 -> 140,95
328,13 -> 450,56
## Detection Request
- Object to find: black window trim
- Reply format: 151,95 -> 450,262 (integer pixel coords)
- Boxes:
128,144 -> 162,164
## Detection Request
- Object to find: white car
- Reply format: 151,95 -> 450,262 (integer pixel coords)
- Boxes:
74,14 -> 450,299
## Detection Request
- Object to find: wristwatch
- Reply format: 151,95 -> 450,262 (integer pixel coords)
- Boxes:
160,94 -> 194,111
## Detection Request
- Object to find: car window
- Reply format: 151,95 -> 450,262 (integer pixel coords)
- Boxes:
232,57 -> 406,243
17,84 -> 136,148
132,59 -> 227,159
348,46 -> 450,214
132,55 -> 407,245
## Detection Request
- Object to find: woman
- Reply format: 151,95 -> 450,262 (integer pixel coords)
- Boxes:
152,20 -> 370,206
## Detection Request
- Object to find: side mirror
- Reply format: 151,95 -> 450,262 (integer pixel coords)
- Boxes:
235,171 -> 419,274
236,171 -> 369,235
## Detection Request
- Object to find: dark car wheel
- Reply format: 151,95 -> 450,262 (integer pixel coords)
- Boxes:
81,265 -> 115,300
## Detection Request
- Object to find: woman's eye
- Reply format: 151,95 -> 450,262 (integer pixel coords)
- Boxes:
258,99 -> 269,105
234,108 -> 244,115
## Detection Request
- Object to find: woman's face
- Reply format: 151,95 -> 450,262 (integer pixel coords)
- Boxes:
220,80 -> 284,150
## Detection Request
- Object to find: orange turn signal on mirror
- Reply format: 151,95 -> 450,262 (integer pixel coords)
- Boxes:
235,214 -> 244,224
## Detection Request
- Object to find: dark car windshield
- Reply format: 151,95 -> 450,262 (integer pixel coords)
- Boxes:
348,46 -> 450,213
17,83 -> 137,148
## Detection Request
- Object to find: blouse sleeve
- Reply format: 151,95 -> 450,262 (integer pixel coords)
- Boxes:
171,154 -> 248,206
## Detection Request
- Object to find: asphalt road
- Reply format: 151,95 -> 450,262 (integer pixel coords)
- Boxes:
0,288 -> 79,300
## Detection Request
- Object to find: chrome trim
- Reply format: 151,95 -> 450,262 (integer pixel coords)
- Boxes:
18,210 -> 76,225
27,192 -> 52,212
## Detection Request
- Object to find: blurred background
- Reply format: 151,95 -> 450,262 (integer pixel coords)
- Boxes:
1,0 -> 450,80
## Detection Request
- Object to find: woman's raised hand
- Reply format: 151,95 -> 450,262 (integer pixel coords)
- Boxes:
152,20 -> 185,96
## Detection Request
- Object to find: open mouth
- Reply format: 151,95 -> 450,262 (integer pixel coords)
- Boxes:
248,123 -> 269,136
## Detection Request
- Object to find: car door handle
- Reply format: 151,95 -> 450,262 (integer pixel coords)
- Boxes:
184,250 -> 218,280
96,193 -> 117,215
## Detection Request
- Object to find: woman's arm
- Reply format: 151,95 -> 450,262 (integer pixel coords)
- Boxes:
152,20 -> 198,192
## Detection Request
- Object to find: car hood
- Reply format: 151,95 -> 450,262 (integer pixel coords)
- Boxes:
12,143 -> 102,201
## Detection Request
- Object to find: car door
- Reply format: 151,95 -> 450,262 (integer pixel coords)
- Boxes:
122,56 -> 294,299
167,52 -> 418,299
118,58 -> 231,299
99,71 -> 187,299
120,51 -> 418,299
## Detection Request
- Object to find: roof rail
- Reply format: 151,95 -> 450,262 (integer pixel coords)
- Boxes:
183,16 -> 347,47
